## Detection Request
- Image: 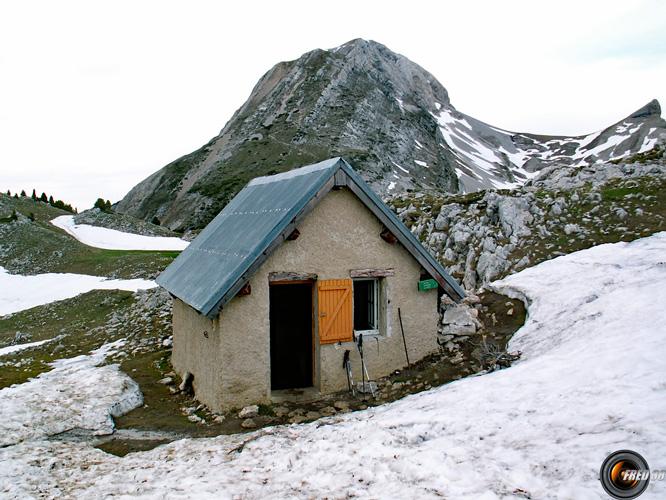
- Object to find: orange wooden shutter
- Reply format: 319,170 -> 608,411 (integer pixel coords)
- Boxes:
318,279 -> 353,344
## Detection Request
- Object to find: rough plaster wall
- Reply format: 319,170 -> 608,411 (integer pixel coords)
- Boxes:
173,187 -> 439,411
171,298 -> 222,409
216,283 -> 271,409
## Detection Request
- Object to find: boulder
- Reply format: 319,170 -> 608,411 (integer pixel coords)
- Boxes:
333,400 -> 350,411
497,196 -> 533,238
564,223 -> 581,235
241,418 -> 257,429
434,204 -> 463,231
440,303 -> 481,336
238,405 -> 259,419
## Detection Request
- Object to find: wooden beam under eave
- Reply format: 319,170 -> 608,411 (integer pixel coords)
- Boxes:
237,283 -> 252,297
380,227 -> 397,244
349,268 -> 395,278
269,271 -> 318,282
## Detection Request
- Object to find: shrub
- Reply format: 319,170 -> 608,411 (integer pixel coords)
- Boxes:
94,198 -> 113,213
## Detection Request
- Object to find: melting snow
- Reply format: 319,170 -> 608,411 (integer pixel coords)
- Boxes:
391,161 -> 409,174
2,234 -> 665,497
0,340 -> 142,447
387,181 -> 396,191
414,160 -> 429,168
0,339 -> 53,357
0,266 -> 156,316
51,216 -> 189,251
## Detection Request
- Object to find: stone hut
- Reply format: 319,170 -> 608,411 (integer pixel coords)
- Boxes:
157,158 -> 464,411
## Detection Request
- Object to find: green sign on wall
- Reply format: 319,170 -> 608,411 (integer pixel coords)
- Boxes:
418,278 -> 438,292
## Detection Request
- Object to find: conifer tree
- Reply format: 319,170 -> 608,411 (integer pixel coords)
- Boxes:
20,190 -> 26,197
40,192 -> 48,203
31,189 -> 37,200
49,195 -> 54,205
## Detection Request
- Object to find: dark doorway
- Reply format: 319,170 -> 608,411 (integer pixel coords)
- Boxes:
269,282 -> 313,390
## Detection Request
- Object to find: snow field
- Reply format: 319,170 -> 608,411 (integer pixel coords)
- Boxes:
0,340 -> 143,447
0,265 -> 157,316
51,215 -> 189,251
0,233 -> 665,498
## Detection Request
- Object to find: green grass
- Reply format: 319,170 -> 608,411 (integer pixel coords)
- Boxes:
601,185 -> 642,201
0,193 -> 179,278
0,290 -> 135,388
610,145 -> 663,165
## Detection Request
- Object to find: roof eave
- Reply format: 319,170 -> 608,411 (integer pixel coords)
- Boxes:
201,161 -> 345,318
338,159 -> 465,300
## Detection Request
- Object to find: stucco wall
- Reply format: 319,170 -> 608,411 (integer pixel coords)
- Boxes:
171,187 -> 439,411
171,298 -> 222,409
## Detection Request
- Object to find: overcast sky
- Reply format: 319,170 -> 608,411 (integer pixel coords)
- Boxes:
1,0 -> 665,210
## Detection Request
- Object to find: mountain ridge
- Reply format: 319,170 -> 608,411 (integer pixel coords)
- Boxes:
116,39 -> 666,231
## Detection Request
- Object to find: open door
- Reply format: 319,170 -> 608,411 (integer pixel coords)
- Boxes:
269,282 -> 313,390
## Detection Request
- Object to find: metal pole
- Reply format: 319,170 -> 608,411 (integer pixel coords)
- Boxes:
398,307 -> 410,368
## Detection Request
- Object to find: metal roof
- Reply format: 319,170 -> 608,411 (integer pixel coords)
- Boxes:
157,157 -> 464,318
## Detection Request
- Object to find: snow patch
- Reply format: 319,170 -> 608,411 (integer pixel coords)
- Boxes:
0,339 -> 53,357
0,266 -> 156,316
391,161 -> 409,174
0,340 -> 142,447
51,216 -> 189,251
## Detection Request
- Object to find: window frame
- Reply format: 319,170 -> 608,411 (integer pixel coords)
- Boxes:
352,277 -> 380,336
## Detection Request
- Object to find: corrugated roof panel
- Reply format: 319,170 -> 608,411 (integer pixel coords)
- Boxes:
156,158 -> 341,315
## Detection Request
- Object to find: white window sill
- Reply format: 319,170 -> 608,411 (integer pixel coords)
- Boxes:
354,329 -> 382,340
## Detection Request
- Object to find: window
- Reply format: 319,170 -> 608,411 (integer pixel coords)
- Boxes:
353,278 -> 379,333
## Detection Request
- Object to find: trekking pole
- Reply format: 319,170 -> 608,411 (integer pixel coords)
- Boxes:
356,333 -> 376,398
358,334 -> 366,395
342,350 -> 355,396
398,307 -> 411,368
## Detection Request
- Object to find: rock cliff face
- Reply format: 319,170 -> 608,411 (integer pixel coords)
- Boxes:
116,39 -> 666,231
390,147 -> 666,291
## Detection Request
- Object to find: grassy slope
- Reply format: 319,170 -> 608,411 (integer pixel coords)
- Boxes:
0,193 -> 179,278
0,290 -> 135,388
508,175 -> 666,272
0,193 -> 180,392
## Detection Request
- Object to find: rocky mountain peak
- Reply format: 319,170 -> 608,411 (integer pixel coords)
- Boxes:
630,99 -> 661,119
115,40 -> 666,232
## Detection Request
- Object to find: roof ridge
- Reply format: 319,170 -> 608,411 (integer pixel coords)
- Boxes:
249,157 -> 342,186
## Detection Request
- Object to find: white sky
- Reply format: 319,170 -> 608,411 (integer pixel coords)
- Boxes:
1,0 -> 665,211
